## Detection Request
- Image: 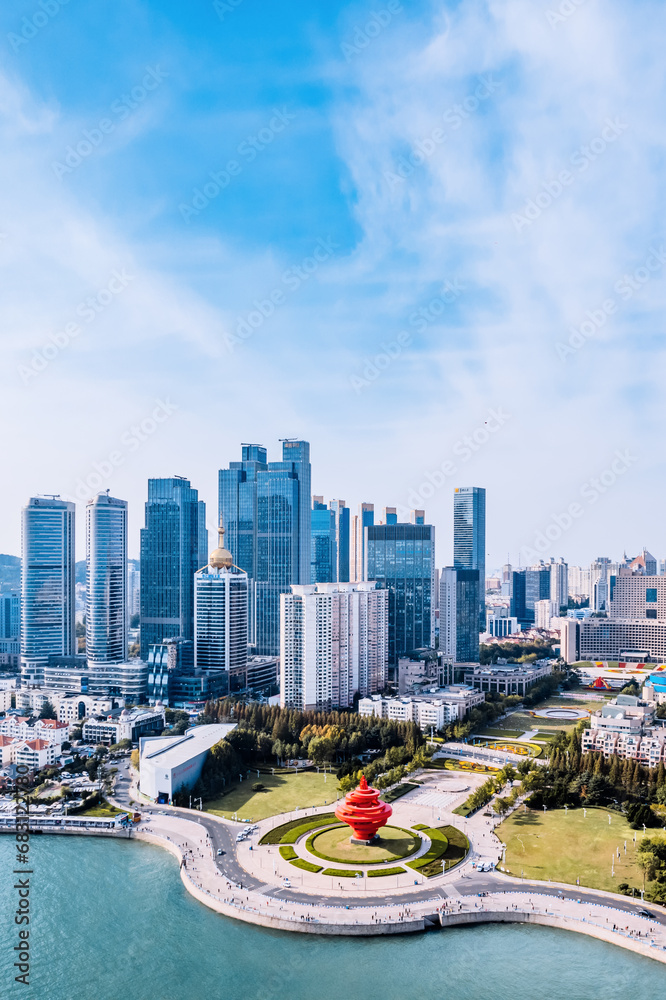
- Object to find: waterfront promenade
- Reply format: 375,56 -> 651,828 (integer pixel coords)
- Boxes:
111,768 -> 666,960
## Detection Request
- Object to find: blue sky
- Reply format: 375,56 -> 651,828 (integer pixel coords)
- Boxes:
2,0 -> 666,569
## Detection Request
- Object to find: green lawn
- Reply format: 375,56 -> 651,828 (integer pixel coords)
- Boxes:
205,771 -> 340,822
498,806 -> 666,893
475,727 -> 526,739
77,800 -> 124,818
307,825 -> 419,864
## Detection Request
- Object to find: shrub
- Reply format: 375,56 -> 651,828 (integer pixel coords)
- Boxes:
251,782 -> 265,792
290,859 -> 322,873
259,812 -> 337,845
279,846 -> 297,860
367,866 -> 405,877
321,869 -> 363,878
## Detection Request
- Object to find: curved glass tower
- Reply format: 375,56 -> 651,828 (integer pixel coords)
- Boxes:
86,493 -> 128,663
21,496 -> 76,684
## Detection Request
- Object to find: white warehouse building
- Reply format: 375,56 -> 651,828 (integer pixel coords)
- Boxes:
139,723 -> 236,804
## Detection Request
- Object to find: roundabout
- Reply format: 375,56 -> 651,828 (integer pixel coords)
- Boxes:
307,824 -> 420,865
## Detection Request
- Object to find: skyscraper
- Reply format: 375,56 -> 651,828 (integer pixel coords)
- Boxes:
453,486 -> 486,625
440,567 -> 480,663
86,493 -> 128,664
280,582 -> 388,711
311,497 -> 336,583
330,499 -> 350,582
194,519 -> 248,691
0,593 -> 20,639
21,496 -> 76,684
365,518 -> 435,668
219,440 -> 311,656
548,557 -> 568,613
139,478 -> 206,660
351,502 -> 374,581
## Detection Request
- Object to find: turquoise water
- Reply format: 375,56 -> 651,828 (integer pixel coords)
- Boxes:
0,835 -> 664,1000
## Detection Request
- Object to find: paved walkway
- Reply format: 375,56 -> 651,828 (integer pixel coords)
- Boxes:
107,768 -> 666,958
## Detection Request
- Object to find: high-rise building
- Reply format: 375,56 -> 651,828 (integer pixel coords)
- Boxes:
511,566 -> 550,626
351,503 -> 374,582
21,497 -> 76,685
453,487 -> 486,626
194,519 -> 248,692
590,557 -> 611,612
629,548 -> 657,576
440,567 -> 480,663
86,493 -> 128,664
330,499 -> 350,582
0,593 -> 20,639
382,507 -> 398,525
548,557 -> 568,613
219,440 -> 311,656
534,599 -> 558,629
139,478 -> 206,660
365,519 -> 435,667
280,582 -> 388,711
311,497 -> 336,583
127,562 -> 140,617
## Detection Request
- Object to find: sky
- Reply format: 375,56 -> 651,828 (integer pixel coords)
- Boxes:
2,0 -> 666,571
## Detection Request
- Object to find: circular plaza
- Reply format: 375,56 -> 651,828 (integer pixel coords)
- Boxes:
532,707 -> 589,720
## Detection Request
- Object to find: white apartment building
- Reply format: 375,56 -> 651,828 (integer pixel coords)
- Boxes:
0,716 -> 69,746
549,557 -> 568,611
485,607 -> 519,638
581,695 -> 666,765
14,739 -> 58,770
534,599 -> 559,630
359,685 -> 484,730
280,582 -> 388,712
82,706 -> 165,745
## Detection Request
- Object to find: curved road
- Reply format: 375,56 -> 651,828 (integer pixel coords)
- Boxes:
113,770 -> 666,924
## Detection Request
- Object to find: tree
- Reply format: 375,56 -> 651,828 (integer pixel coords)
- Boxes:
492,797 -> 511,818
39,700 -> 57,720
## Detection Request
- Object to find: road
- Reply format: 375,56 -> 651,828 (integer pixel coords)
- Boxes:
111,771 -> 666,923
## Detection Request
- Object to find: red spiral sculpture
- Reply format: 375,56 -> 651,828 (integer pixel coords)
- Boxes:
335,774 -> 392,842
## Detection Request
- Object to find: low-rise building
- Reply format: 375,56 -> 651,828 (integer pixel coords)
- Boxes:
14,739 -> 57,770
358,685 -> 484,730
82,706 -> 165,746
462,661 -> 552,695
581,694 -> 666,765
0,716 -> 69,746
139,723 -> 236,803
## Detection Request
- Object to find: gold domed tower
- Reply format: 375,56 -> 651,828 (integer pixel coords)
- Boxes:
209,516 -> 233,570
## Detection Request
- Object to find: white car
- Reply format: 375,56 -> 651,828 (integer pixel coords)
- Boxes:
282,878 -> 291,888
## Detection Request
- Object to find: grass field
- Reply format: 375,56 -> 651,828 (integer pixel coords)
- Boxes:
308,825 -> 419,864
498,806 -> 666,893
475,727 -> 526,738
78,800 -> 124,818
205,771 -> 340,821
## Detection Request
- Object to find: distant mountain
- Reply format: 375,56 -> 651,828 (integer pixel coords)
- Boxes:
0,555 -> 20,594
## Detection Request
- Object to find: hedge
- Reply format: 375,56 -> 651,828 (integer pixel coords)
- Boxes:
321,868 -> 363,878
406,827 -> 449,874
259,812 -> 337,845
408,824 -> 469,876
289,859 -> 323,873
367,866 -> 405,877
381,782 -> 419,803
279,845 -> 297,860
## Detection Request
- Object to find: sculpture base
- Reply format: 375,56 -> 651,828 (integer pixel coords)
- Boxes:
349,834 -> 380,846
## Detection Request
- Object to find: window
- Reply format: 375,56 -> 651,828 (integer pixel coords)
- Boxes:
646,588 -> 657,603
647,608 -> 657,619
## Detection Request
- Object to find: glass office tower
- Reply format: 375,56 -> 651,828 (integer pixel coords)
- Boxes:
365,520 -> 435,667
86,493 -> 128,664
453,486 -> 486,626
330,499 -> 350,582
219,440 -> 311,656
351,502 -> 374,581
139,478 -> 206,660
311,498 -> 336,583
439,566 -> 480,663
21,496 -> 76,684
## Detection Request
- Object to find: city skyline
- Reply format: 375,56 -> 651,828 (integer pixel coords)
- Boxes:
1,2 -> 663,568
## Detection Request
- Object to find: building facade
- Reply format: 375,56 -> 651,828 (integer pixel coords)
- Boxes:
311,498 -> 337,583
440,567 -> 480,663
351,503 -> 374,582
21,497 -> 76,686
139,478 -> 207,660
365,520 -> 435,667
280,582 -> 388,712
453,487 -> 486,625
218,441 -> 311,656
86,493 -> 128,664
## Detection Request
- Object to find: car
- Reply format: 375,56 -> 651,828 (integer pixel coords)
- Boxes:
282,878 -> 291,887
217,849 -> 223,856
637,908 -> 650,917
